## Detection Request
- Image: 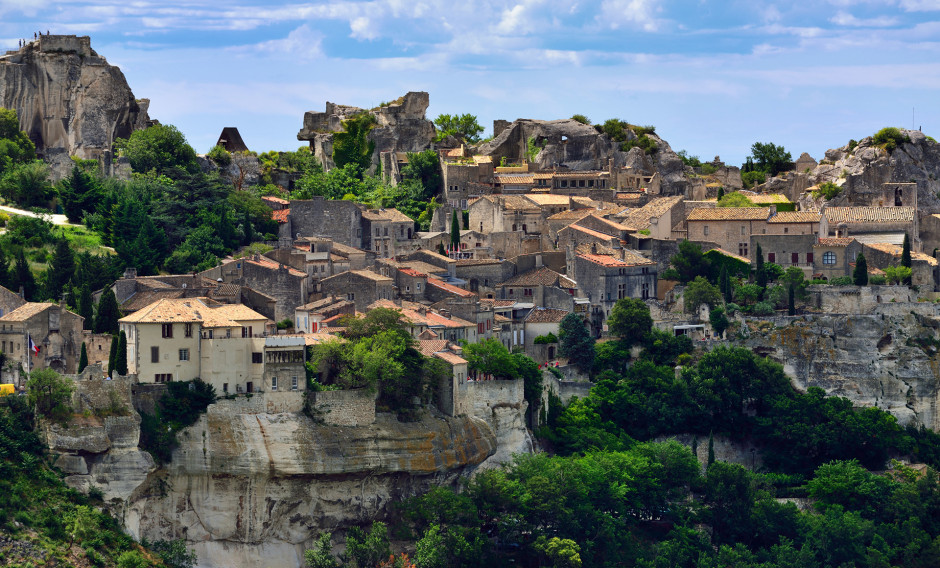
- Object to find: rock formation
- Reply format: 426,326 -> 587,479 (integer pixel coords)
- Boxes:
297,92 -> 435,173
0,35 -> 147,178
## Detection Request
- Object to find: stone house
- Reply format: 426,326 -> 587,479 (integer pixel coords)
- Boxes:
261,195 -> 289,211
523,194 -> 574,218
82,331 -> 114,369
0,302 -> 84,382
861,242 -> 938,288
750,234 -> 818,276
687,207 -> 774,258
549,170 -> 611,194
0,285 -> 25,317
571,250 -> 657,336
294,296 -> 355,334
556,223 -> 622,252
617,195 -> 685,241
456,259 -> 517,297
399,249 -> 457,279
361,208 -> 416,258
494,173 -> 536,193
794,152 -> 817,173
393,267 -> 429,302
495,266 -> 577,311
469,195 -> 543,234
812,237 -> 863,281
203,255 -> 311,323
574,214 -> 634,242
261,335 -> 307,396
429,297 -> 495,341
417,339 -> 469,416
286,197 -> 364,248
320,269 -> 394,311
442,153 -> 494,211
426,277 -> 476,304
765,211 -> 821,236
820,206 -> 919,249
523,307 -> 569,363
118,298 -> 269,394
546,209 -> 595,239
369,300 -> 478,343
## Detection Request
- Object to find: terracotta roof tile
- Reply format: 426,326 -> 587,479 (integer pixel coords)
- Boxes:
399,268 -> 428,278
768,211 -> 821,223
495,173 -> 535,184
825,206 -> 915,224
361,208 -> 413,223
816,237 -> 856,247
427,277 -> 475,298
246,256 -> 306,277
710,248 -> 751,264
548,209 -> 594,221
0,302 -> 56,322
525,308 -> 570,323
118,298 -> 267,326
272,209 -> 290,223
565,224 -> 619,241
863,242 -> 939,266
524,194 -> 571,206
618,195 -> 684,229
433,351 -> 467,365
499,267 -> 572,288
579,252 -> 655,267
262,195 -> 289,205
687,207 -> 771,221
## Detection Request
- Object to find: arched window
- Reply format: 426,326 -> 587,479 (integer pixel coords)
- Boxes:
823,251 -> 837,265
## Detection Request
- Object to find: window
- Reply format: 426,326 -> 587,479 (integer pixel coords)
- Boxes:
806,252 -> 814,264
739,243 -> 748,257
162,323 -> 173,338
523,288 -> 533,296
271,377 -> 278,391
478,322 -> 485,334
642,282 -> 650,300
179,349 -> 189,361
703,225 -> 709,236
151,346 -> 159,363
155,373 -> 172,383
768,252 -> 776,263
792,253 -> 799,265
223,383 -> 228,393
252,352 -> 263,364
508,288 -> 514,296
561,180 -> 568,188
588,180 -> 594,188
741,226 -> 746,235
184,323 -> 192,337
512,223 -> 517,231
823,251 -> 836,265
784,227 -> 789,234
579,180 -> 585,187
346,293 -> 355,301
291,377 -> 298,391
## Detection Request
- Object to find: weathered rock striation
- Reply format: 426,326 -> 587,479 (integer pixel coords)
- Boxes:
120,400 -> 496,568
297,92 -> 435,173
0,35 -> 147,177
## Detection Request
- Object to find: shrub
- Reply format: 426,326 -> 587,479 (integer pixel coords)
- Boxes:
752,301 -> 775,316
847,139 -> 858,152
207,145 -> 232,168
869,274 -> 887,285
812,181 -> 842,200
700,162 -> 717,175
570,114 -> 590,125
873,127 -> 909,151
534,333 -> 558,344
276,318 -> 293,330
829,276 -> 853,286
741,171 -> 765,188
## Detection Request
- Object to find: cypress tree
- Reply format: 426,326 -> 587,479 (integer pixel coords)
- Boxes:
107,335 -> 118,377
437,242 -> 446,256
242,210 -> 255,245
755,243 -> 767,289
902,232 -> 912,285
116,331 -> 128,376
78,342 -> 88,373
854,253 -> 869,286
0,245 -> 10,289
46,237 -> 75,301
77,283 -> 93,330
13,249 -> 36,301
707,431 -> 715,467
719,265 -> 731,303
691,436 -> 699,461
94,288 -> 120,335
788,283 -> 796,316
450,210 -> 460,249
716,186 -> 725,201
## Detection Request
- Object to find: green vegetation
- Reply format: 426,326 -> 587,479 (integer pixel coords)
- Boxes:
139,379 -> 216,464
677,150 -> 702,168
667,240 -> 711,284
854,253 -> 869,286
716,191 -> 756,207
873,127 -> 909,152
812,181 -> 842,200
598,119 -> 658,155
607,298 -> 652,346
26,367 -> 73,422
744,141 -> 792,177
884,265 -> 912,285
433,113 -> 484,144
206,144 -> 232,167
740,170 -> 765,188
115,123 -> 199,176
558,313 -> 594,373
525,135 -> 545,163
333,113 -> 377,172
0,107 -> 37,175
570,114 -> 591,125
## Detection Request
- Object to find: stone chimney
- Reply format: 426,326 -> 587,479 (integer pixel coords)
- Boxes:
123,267 -> 137,280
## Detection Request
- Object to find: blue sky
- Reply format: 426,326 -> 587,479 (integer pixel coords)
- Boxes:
2,0 -> 940,166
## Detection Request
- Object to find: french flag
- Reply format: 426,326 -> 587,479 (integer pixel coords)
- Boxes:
28,334 -> 39,356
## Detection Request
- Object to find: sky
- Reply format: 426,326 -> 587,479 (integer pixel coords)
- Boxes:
2,0 -> 940,166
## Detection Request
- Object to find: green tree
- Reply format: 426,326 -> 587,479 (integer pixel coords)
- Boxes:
717,191 -> 756,207
401,150 -> 443,201
45,237 -> 75,301
707,431 -> 715,466
433,113 -> 484,144
788,283 -> 796,315
94,288 -> 121,335
716,186 -> 725,200
463,338 -> 518,380
902,232 -> 912,285
64,504 -> 99,547
78,342 -> 88,373
26,367 -> 73,417
535,536 -> 582,568
344,521 -> 390,568
884,265 -> 912,285
77,283 -> 94,329
670,240 -> 711,283
116,330 -> 128,376
853,253 -> 869,286
414,524 -> 447,568
684,276 -> 722,313
607,298 -> 653,345
58,164 -> 102,222
304,533 -> 339,568
558,313 -> 594,373
0,107 -> 36,176
719,265 -> 731,303
333,113 -> 377,173
0,160 -> 53,207
755,243 -> 767,290
710,305 -> 729,338
151,539 -> 198,568
12,248 -> 37,301
747,141 -> 792,176
107,334 -> 118,377
450,209 -> 460,250
115,123 -> 199,176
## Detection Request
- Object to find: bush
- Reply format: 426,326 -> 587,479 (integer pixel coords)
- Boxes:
207,145 -> 232,168
741,171 -> 765,188
534,333 -> 558,344
752,301 -> 775,316
570,114 -> 590,125
873,127 -> 909,151
869,274 -> 887,285
700,162 -> 717,175
812,181 -> 842,200
829,276 -> 853,286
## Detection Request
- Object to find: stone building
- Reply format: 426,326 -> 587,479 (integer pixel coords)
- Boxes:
294,296 -> 355,334
456,259 -> 517,297
0,302 -> 84,382
750,234 -> 818,276
617,195 -> 685,241
686,207 -> 774,258
285,198 -> 364,248
361,208 -> 415,258
861,242 -> 938,288
570,250 -> 657,336
0,285 -> 25,317
469,195 -> 543,234
203,255 -> 311,323
523,307 -> 569,362
320,269 -> 394,311
812,237 -> 863,281
820,206 -> 919,248
495,267 -> 577,311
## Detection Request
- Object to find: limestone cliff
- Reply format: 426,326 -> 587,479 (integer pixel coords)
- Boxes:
739,291 -> 940,430
477,118 -> 691,195
297,92 -> 435,173
0,35 -> 146,177
120,400 -> 496,568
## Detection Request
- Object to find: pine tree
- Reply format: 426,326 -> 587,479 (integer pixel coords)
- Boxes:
716,186 -> 725,201
707,431 -> 715,467
719,265 -> 731,303
13,249 -> 36,301
854,253 -> 869,286
0,245 -> 11,289
77,283 -> 93,330
131,216 -> 167,275
450,210 -> 460,249
115,331 -> 127,376
94,288 -> 120,335
78,342 -> 88,373
57,164 -> 101,223
46,237 -> 75,301
902,232 -> 912,285
242,210 -> 255,245
107,335 -> 118,377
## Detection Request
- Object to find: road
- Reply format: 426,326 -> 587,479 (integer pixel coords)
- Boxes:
0,204 -> 72,225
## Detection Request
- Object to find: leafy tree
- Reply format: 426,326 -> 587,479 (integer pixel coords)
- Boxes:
853,253 -> 869,286
535,536 -> 582,568
0,160 -> 53,207
710,305 -> 729,338
434,113 -> 484,144
747,141 -> 792,176
206,144 -> 232,167
755,243 -> 767,290
719,266 -> 731,303
94,288 -> 121,335
607,298 -> 652,345
684,276 -> 722,313
58,164 -> 102,222
902,232 -> 912,284
78,343 -> 88,373
702,461 -> 758,545
463,338 -> 518,380
812,181 -> 842,200
45,237 -> 75,301
741,170 -> 766,188
558,313 -> 594,373
0,107 -> 36,176
26,367 -> 73,417
107,334 -> 118,377
401,150 -> 443,201
669,240 -> 711,283
116,330 -> 128,376
304,533 -> 339,568
115,123 -> 199,176
333,113 -> 377,173
345,521 -> 390,568
151,539 -> 198,568
513,351 -> 543,421
707,431 -> 715,466
450,209 -> 460,249
64,504 -> 99,547
677,149 -> 702,168
12,248 -> 37,301
717,191 -> 756,207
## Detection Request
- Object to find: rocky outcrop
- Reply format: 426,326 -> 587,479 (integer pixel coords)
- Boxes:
0,35 -> 146,177
738,294 -> 940,430
297,92 -> 435,173
477,118 -> 692,195
121,400 -> 496,568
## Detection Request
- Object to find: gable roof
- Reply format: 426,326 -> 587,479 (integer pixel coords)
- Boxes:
361,208 -> 413,223
499,267 -> 576,288
816,237 -> 856,247
768,211 -> 821,223
824,206 -> 915,224
687,207 -> 771,221
618,195 -> 684,229
427,277 -> 475,298
119,298 -> 267,326
0,302 -> 57,322
525,308 -> 570,324
246,256 -> 306,277
272,209 -> 290,223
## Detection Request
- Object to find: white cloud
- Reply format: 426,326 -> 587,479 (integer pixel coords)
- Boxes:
898,0 -> 940,11
597,0 -> 664,31
251,24 -> 324,61
349,16 -> 379,40
0,0 -> 48,16
830,10 -> 899,25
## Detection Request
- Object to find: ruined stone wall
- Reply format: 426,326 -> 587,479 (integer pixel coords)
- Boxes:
68,368 -> 133,414
310,389 -> 376,426
809,285 -> 915,313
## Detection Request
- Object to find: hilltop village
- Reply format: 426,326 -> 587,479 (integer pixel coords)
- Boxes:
6,35 -> 940,568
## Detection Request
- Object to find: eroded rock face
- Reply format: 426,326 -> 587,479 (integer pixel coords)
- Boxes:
740,307 -> 940,430
0,35 -> 146,176
123,403 -> 497,568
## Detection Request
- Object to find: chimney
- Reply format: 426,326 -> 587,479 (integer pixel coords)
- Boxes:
591,242 -> 597,254
769,205 -> 777,217
123,267 -> 137,280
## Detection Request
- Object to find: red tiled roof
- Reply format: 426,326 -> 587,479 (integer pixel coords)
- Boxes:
566,224 -> 618,241
525,308 -> 570,324
246,256 -> 306,277
816,237 -> 856,247
427,277 -> 474,298
272,209 -> 290,223
399,268 -> 428,278
262,195 -> 290,205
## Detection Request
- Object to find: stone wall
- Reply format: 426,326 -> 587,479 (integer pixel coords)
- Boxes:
289,198 -> 363,248
131,383 -> 167,416
808,285 -> 915,313
68,367 -> 133,413
210,392 -> 306,416
310,389 -> 376,426
455,378 -> 531,469
82,332 -> 114,367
